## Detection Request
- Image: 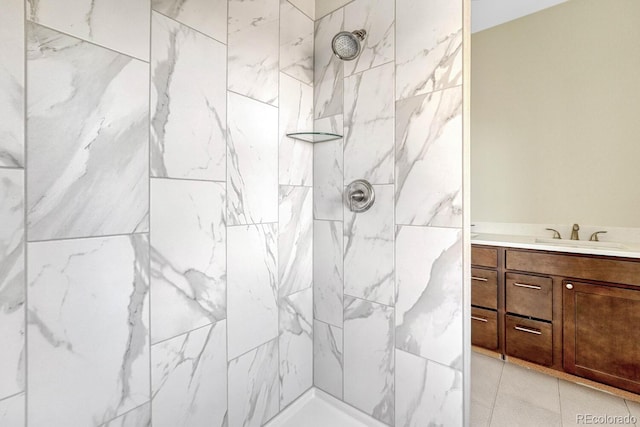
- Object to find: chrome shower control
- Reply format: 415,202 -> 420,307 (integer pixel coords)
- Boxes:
345,180 -> 375,213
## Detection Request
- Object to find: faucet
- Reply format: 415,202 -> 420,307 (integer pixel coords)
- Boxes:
570,224 -> 580,240
589,231 -> 607,241
545,228 -> 562,239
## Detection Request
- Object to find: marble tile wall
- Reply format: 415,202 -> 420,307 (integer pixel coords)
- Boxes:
1,0 -> 316,426
1,0 -> 467,425
312,0 -> 465,425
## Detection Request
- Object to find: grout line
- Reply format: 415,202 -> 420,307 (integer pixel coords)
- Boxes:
285,0 -> 314,22
23,0 -> 29,422
341,2 -> 346,404
147,2 -> 153,421
150,322 -> 216,347
226,221 -> 279,229
277,0 -> 283,412
25,21 -> 150,63
149,176 -> 228,185
487,358 -> 505,426
315,0 -> 356,21
224,6 -> 230,423
98,401 -> 150,427
0,392 -> 26,405
151,9 -> 227,46
0,165 -> 25,170
227,89 -> 279,109
27,231 -> 151,244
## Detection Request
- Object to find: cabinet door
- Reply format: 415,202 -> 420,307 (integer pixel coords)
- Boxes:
563,280 -> 640,394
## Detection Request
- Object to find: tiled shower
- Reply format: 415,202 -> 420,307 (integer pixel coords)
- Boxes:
0,0 -> 465,426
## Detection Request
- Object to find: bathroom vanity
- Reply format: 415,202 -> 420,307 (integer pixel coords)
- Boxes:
471,238 -> 640,395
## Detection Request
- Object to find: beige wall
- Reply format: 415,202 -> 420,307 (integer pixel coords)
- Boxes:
471,0 -> 640,227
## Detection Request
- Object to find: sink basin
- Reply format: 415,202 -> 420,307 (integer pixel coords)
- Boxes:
535,238 -> 627,251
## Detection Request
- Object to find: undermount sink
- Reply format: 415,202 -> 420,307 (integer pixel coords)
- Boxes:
535,238 -> 627,250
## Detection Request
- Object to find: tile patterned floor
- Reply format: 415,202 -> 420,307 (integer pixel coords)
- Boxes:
471,352 -> 640,427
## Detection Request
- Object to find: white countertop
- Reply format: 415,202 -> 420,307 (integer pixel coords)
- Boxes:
471,233 -> 640,259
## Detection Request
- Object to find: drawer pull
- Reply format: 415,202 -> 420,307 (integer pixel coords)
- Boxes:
513,282 -> 542,290
471,316 -> 488,323
514,325 -> 542,335
472,276 -> 489,282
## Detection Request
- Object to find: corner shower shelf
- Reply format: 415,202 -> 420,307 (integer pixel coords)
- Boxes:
286,132 -> 342,143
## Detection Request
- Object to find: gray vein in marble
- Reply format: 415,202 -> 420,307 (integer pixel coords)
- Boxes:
228,339 -> 279,427
150,30 -> 178,178
114,235 -> 149,415
396,228 -> 462,367
26,23 -> 149,240
344,296 -> 395,424
279,186 -> 312,297
395,87 -> 463,227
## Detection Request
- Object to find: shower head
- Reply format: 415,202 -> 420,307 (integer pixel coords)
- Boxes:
331,29 -> 367,61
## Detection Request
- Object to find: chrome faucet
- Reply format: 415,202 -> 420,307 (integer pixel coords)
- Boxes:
570,224 -> 580,240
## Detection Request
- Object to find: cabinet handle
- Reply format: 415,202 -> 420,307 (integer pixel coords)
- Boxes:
471,316 -> 488,323
566,283 -> 574,290
513,282 -> 542,290
514,325 -> 542,335
472,276 -> 488,282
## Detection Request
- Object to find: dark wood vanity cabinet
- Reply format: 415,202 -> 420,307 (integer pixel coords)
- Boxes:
471,244 -> 640,395
563,280 -> 640,394
471,247 -> 500,350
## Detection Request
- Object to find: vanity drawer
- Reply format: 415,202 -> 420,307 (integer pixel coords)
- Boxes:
506,315 -> 553,366
471,246 -> 498,268
506,273 -> 553,320
471,307 -> 498,350
471,268 -> 498,309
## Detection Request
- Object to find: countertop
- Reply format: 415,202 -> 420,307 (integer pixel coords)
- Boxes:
471,233 -> 640,259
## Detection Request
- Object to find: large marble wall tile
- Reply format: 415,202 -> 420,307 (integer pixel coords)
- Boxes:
395,350 -> 463,427
279,74 -> 313,186
313,115 -> 344,220
314,9 -> 344,119
343,0 -> 394,77
26,0 -> 150,61
396,0 -> 462,101
280,1 -> 313,86
152,0 -> 227,43
396,88 -> 463,227
344,185 -> 394,306
228,339 -> 279,427
150,12 -> 227,181
102,403 -> 151,427
0,393 -> 24,426
313,320 -> 343,399
228,0 -> 279,105
0,170 -> 24,400
26,24 -> 149,241
151,322 -> 227,427
150,179 -> 226,344
227,224 -> 278,360
279,186 -> 312,297
0,0 -> 24,168
343,296 -> 394,425
344,62 -> 394,184
227,92 -> 278,225
396,226 -> 463,368
279,288 -> 313,408
27,235 -> 150,426
313,220 -> 343,327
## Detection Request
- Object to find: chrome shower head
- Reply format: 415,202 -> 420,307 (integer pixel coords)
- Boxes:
331,29 -> 367,61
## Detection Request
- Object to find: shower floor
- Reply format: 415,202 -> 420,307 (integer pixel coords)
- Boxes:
265,388 -> 387,427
